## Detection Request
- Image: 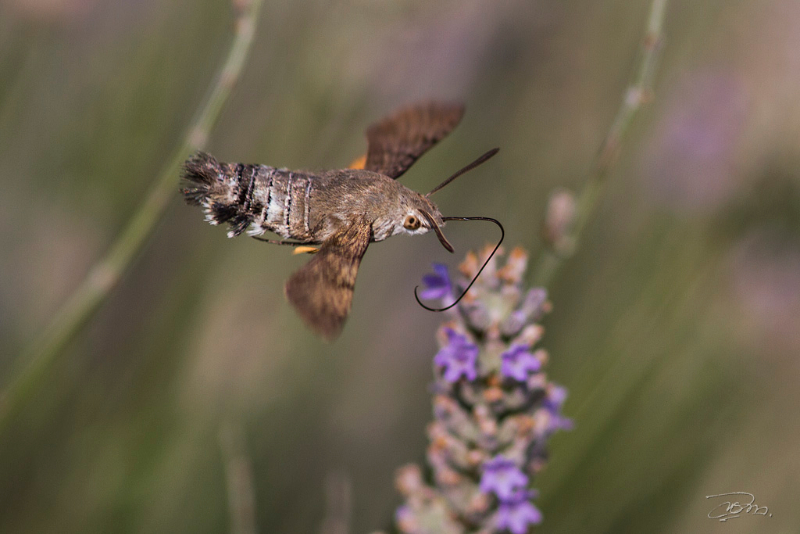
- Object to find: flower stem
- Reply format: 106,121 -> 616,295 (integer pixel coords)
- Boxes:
0,0 -> 264,433
531,0 -> 668,289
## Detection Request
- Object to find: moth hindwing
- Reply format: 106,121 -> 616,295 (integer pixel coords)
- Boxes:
284,216 -> 371,341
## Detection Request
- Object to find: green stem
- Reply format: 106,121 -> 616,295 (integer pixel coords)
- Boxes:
219,421 -> 258,534
531,0 -> 668,289
0,0 -> 264,432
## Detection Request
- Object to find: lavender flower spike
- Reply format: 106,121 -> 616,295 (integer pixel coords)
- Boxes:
392,247 -> 572,533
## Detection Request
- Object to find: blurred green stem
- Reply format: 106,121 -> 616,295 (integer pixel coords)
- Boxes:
0,0 -> 264,432
220,421 -> 258,534
531,0 -> 668,288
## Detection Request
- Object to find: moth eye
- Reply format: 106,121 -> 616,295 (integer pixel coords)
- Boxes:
404,214 -> 421,230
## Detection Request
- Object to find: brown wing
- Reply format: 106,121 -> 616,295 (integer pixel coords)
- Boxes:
364,101 -> 465,179
284,218 -> 371,341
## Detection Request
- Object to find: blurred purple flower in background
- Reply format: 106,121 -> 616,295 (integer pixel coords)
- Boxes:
729,230 -> 800,353
642,73 -> 750,211
391,247 -> 571,533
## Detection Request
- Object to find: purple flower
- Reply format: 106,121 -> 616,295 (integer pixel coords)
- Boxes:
496,491 -> 543,534
540,386 -> 572,433
419,264 -> 453,300
479,456 -> 528,500
548,413 -> 574,433
434,329 -> 478,382
500,345 -> 541,382
518,289 -> 549,321
543,385 -> 568,412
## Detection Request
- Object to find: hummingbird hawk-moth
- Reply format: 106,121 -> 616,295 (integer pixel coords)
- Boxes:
181,101 -> 501,341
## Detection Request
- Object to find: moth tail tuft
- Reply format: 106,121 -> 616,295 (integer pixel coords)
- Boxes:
181,151 -> 223,206
181,152 -> 263,239
208,201 -> 238,225
227,215 -> 251,238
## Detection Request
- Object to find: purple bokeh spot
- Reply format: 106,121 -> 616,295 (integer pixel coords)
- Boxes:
642,72 -> 750,211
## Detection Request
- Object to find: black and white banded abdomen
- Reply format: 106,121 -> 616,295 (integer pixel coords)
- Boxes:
181,152 -> 318,242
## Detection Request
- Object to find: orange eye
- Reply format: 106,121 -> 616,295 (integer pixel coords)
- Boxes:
404,214 -> 420,230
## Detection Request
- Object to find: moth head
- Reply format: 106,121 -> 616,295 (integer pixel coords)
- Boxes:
402,194 -> 454,252
384,193 -> 454,253
412,147 -> 500,254
380,148 -> 501,253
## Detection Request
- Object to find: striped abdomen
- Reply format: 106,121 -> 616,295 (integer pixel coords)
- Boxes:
181,152 -> 317,241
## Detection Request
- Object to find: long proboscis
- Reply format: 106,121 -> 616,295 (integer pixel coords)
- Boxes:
426,148 -> 500,197
414,216 -> 505,312
421,211 -> 454,253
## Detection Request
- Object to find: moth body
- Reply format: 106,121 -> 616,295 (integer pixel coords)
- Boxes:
182,153 -> 444,245
180,100 -> 478,340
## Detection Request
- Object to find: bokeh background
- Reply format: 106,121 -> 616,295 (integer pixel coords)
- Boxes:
2,0 -> 800,532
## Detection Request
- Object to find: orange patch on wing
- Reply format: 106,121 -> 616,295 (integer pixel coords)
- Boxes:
348,154 -> 367,169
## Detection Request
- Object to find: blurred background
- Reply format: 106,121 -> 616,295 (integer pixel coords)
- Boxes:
2,0 -> 799,532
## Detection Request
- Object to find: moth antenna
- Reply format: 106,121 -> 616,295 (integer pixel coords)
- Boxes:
426,148 -> 500,197
414,216 -> 505,312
